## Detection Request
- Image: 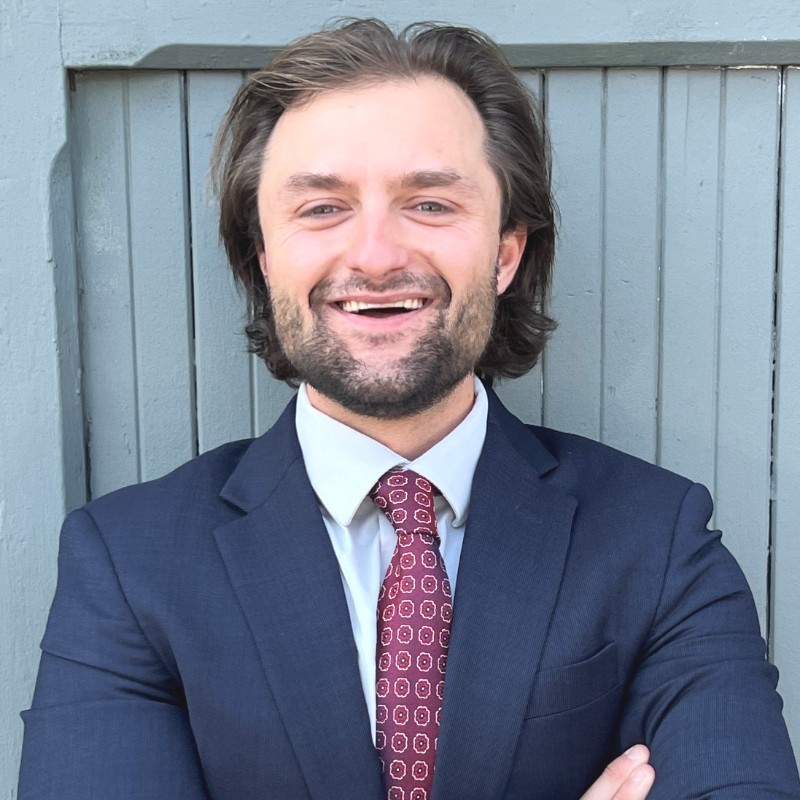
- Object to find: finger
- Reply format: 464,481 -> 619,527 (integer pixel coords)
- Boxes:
579,745 -> 650,800
613,764 -> 655,800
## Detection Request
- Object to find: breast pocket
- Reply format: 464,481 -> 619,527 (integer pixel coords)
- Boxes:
524,641 -> 620,719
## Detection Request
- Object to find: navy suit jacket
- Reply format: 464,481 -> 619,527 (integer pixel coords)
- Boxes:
19,390 -> 800,799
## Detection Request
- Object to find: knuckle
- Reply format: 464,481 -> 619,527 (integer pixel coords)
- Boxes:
602,760 -> 628,783
616,765 -> 655,800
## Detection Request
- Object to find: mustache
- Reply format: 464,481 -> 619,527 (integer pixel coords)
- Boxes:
309,273 -> 451,305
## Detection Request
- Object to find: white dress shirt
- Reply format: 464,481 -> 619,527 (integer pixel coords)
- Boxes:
294,378 -> 488,742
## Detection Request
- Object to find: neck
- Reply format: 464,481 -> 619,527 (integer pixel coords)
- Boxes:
306,376 -> 476,460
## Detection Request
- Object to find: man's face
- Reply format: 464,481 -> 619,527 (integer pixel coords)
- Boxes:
256,77 -> 525,419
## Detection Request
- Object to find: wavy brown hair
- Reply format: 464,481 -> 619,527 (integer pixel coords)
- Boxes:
213,18 -> 556,383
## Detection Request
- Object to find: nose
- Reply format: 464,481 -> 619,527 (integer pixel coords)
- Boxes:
344,206 -> 410,279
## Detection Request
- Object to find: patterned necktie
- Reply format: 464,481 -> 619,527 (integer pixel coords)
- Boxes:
370,468 -> 452,800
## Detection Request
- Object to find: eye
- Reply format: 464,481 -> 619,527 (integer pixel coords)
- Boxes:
304,204 -> 340,216
415,201 -> 449,213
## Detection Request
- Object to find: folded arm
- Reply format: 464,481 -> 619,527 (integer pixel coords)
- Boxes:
619,484 -> 800,799
18,509 -> 210,799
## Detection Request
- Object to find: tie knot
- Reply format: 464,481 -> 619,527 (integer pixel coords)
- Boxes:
370,468 -> 438,538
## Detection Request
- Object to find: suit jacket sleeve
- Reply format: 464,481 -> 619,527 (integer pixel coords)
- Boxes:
619,483 -> 800,798
18,508 -> 211,800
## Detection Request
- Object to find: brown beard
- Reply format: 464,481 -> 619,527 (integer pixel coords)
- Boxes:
268,270 -> 498,419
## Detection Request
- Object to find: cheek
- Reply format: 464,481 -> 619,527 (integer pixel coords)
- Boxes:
413,223 -> 495,269
262,232 -> 333,294
437,239 -> 498,291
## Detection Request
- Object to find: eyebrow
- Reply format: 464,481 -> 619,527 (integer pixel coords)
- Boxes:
282,172 -> 352,194
398,169 -> 472,191
280,169 -> 479,196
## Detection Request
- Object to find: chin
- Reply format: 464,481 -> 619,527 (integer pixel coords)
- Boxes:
308,369 -> 468,421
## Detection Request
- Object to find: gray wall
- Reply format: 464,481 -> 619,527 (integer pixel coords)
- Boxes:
3,1 -> 800,797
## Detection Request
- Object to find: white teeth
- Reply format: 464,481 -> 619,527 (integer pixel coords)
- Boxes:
339,298 -> 425,313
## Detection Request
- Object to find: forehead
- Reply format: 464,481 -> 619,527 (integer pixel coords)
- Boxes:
260,77 -> 495,192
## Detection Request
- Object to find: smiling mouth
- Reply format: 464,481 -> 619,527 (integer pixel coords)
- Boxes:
336,298 -> 426,318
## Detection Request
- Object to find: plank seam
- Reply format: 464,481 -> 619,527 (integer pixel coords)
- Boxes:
655,67 -> 667,466
766,66 -> 788,657
540,69 -> 551,427
181,71 -> 200,459
599,68 -> 608,443
712,69 -> 726,524
122,75 -> 143,489
67,75 -> 93,506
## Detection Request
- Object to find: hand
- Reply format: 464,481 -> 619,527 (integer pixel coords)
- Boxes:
579,745 -> 655,800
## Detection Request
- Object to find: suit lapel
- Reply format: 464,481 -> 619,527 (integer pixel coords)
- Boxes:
433,393 -> 576,800
213,402 -> 382,800
212,391 -> 574,800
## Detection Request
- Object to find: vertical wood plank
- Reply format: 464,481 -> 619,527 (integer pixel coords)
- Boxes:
187,71 -> 253,452
543,69 -> 604,438
494,70 -> 544,425
71,73 -> 140,498
659,68 -> 722,493
714,68 -> 780,630
601,69 -> 661,462
126,72 -> 195,481
52,136 -> 87,512
772,65 -> 800,756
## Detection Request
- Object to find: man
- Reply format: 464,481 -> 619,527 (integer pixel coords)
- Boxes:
18,18 -> 800,800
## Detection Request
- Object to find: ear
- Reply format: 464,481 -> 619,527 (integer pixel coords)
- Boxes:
257,247 -> 269,281
496,227 -> 526,295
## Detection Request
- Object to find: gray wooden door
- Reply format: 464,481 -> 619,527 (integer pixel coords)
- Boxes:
68,64 -> 800,751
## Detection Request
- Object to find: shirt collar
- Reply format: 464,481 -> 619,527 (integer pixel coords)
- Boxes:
295,378 -> 488,528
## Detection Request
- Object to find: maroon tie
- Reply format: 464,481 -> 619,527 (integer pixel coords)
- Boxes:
370,468 -> 452,800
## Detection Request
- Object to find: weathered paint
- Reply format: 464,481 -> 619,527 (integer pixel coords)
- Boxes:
4,3 -> 800,797
56,0 -> 800,67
